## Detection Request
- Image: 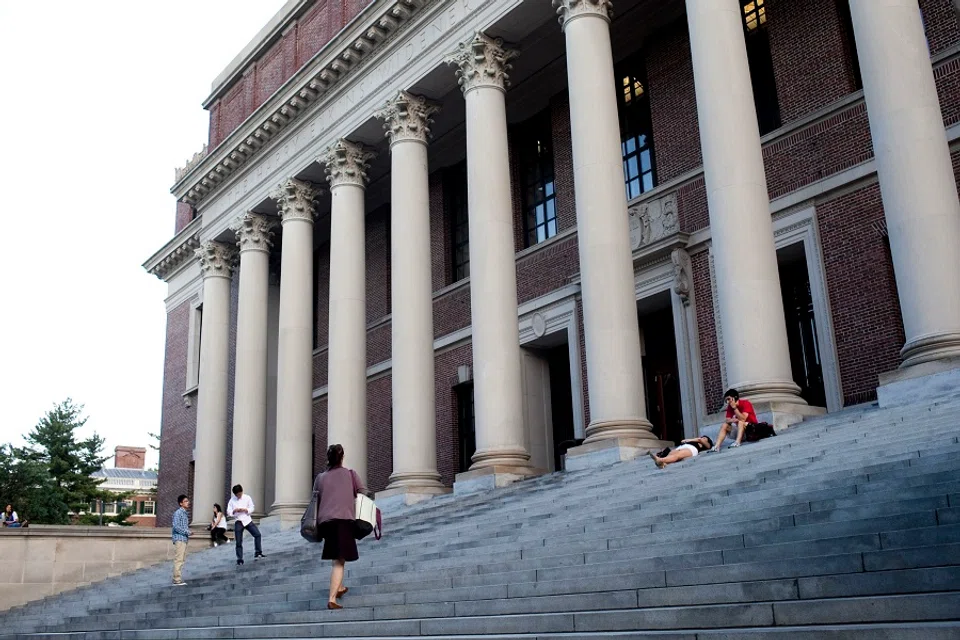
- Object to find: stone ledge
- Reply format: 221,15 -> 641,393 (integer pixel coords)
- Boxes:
878,357 -> 960,408
563,436 -> 673,472
453,465 -> 545,496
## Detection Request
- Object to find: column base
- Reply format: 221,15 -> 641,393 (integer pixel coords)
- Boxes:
268,503 -> 309,530
453,465 -> 545,496
730,380 -> 806,406
583,417 -> 662,444
900,332 -> 960,368
564,436 -> 674,472
699,400 -> 825,445
375,485 -> 451,512
878,356 -> 960,408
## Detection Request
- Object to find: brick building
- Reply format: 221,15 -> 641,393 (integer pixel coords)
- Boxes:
90,447 -> 158,528
145,0 -> 960,527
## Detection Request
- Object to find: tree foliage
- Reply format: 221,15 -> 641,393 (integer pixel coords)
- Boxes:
1,399 -> 128,525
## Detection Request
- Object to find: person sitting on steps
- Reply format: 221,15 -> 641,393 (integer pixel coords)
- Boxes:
648,436 -> 714,469
713,388 -> 758,451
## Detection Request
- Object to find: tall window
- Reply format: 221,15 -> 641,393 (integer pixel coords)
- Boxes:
616,54 -> 657,200
741,0 -> 781,134
456,383 -> 476,473
446,161 -> 470,281
517,110 -> 558,247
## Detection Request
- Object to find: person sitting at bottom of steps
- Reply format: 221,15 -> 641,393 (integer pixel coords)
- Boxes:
649,436 -> 714,469
713,388 -> 758,451
227,484 -> 264,565
313,443 -> 367,610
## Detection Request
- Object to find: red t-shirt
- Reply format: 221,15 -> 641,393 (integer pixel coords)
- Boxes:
725,399 -> 758,424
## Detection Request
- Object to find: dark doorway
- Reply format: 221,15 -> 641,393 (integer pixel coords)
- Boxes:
777,243 -> 827,407
455,383 -> 475,473
545,345 -> 575,471
638,293 -> 684,444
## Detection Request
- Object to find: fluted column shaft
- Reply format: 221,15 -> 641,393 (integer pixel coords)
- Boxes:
448,32 -> 532,470
323,140 -> 375,484
685,0 -> 801,402
191,241 -> 236,527
850,0 -> 960,366
271,179 -> 318,518
230,214 -> 274,517
377,91 -> 444,492
555,1 -> 656,442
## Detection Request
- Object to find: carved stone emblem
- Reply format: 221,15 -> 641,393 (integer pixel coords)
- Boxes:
375,90 -> 440,146
628,193 -> 679,251
532,313 -> 547,338
445,31 -> 519,93
671,248 -> 692,307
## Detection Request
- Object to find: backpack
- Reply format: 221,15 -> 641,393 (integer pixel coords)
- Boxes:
744,422 -> 776,442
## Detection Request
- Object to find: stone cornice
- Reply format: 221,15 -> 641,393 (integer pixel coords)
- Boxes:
143,218 -> 201,281
172,0 -> 431,207
446,31 -> 519,94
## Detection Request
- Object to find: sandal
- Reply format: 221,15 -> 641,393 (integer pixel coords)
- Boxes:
327,601 -> 343,610
337,587 -> 349,597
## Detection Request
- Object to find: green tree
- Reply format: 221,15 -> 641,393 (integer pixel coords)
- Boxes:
0,444 -> 62,524
21,399 -> 109,523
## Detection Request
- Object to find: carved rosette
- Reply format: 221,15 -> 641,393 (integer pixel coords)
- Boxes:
321,139 -> 377,188
234,213 -> 276,253
445,31 -> 519,94
196,241 -> 237,279
375,90 -> 440,146
671,248 -> 692,306
553,0 -> 613,28
272,178 -> 319,223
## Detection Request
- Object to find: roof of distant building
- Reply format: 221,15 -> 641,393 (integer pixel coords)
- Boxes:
92,468 -> 158,481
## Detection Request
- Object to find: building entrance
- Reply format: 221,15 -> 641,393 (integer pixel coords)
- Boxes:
777,242 -> 827,408
638,292 -> 684,444
520,333 -> 576,472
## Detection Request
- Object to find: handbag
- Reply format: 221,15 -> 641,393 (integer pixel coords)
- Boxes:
354,493 -> 381,540
299,491 -> 322,543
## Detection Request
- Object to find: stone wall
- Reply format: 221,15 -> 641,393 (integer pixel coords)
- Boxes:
0,527 -> 195,612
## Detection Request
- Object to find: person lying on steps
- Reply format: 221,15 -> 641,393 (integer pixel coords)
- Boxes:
713,388 -> 757,451
649,436 -> 714,469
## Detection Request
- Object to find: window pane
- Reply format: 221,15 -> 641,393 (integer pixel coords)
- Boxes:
547,219 -> 557,237
640,149 -> 651,171
643,173 -> 654,192
546,181 -> 554,197
627,156 -> 639,179
624,137 -> 636,154
629,179 -> 640,199
546,198 -> 556,220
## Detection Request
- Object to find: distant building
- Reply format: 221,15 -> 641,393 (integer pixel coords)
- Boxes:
90,446 -> 158,527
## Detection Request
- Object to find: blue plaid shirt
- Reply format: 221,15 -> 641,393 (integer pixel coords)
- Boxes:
171,507 -> 190,543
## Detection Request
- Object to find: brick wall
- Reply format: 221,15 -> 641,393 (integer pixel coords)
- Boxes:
817,183 -> 905,406
114,447 -> 147,470
434,345 -> 473,484
550,93 -> 577,234
921,0 -> 960,55
208,0 -> 376,149
174,202 -> 195,234
157,302 -> 194,528
691,250 -> 723,414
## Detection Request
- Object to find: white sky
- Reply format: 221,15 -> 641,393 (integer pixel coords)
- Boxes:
0,1 -> 286,469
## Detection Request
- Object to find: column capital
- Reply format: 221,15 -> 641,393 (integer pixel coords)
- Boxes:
196,240 -> 237,279
272,178 -> 319,224
233,213 -> 276,253
321,139 -> 377,188
446,31 -> 519,94
375,90 -> 440,146
553,0 -> 613,28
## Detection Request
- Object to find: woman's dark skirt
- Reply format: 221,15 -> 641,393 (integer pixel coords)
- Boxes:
320,519 -> 359,562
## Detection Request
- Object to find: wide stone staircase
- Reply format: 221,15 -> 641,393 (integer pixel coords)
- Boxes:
2,397 -> 960,639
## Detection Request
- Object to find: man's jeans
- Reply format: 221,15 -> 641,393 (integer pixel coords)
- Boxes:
235,521 -> 262,561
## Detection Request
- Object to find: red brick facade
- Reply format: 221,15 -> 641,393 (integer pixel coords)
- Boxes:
158,1 -> 960,506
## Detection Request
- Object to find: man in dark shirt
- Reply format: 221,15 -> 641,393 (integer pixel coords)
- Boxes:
713,388 -> 758,451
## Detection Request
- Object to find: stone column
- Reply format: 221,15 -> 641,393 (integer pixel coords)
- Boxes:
850,0 -> 960,368
271,178 -> 319,522
321,139 -> 376,485
685,0 -> 802,404
375,91 -> 448,505
230,213 -> 275,518
446,32 -> 537,481
554,0 -> 665,458
191,240 -> 236,527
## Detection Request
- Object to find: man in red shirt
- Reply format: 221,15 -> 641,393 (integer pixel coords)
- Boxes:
713,388 -> 758,451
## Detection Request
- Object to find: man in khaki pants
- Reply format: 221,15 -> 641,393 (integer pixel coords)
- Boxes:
171,495 -> 191,586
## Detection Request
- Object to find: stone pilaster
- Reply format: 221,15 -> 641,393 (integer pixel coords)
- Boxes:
191,240 -> 236,528
321,139 -> 376,485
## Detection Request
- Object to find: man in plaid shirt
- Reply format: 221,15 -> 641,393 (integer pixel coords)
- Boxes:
171,495 -> 192,586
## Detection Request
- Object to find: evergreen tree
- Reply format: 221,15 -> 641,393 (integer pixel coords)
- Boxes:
22,399 -> 109,522
0,444 -> 62,523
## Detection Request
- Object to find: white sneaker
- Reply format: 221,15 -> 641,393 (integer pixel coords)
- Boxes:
172,581 -> 187,586
730,442 -> 741,448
